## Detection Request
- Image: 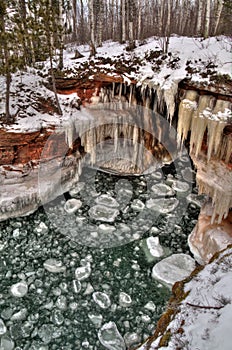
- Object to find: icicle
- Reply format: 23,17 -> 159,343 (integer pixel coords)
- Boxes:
177,90 -> 198,146
119,83 -> 122,99
129,85 -> 133,106
114,123 -> 119,152
133,126 -> 139,145
112,82 -> 115,99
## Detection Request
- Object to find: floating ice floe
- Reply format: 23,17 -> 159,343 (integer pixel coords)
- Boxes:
152,253 -> 196,287
172,180 -> 190,195
181,167 -> 195,183
95,194 -> 119,207
64,199 -> 82,214
98,322 -> 126,350
75,263 -> 91,281
131,199 -> 145,211
69,182 -> 85,197
119,292 -> 132,307
151,183 -> 175,197
88,313 -> 103,328
0,335 -> 14,350
142,236 -> 164,262
98,224 -> 116,234
35,221 -> 48,233
186,193 -> 205,207
89,205 -> 119,222
0,319 -> 7,335
43,259 -> 66,273
93,292 -> 111,309
10,281 -> 28,298
146,197 -> 179,213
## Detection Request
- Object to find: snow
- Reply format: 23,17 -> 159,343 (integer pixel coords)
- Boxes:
137,247 -> 232,350
1,35 -> 231,134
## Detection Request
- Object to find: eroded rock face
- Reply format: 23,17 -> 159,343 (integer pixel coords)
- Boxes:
188,202 -> 232,264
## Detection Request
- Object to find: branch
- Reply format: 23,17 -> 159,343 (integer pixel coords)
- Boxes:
186,302 -> 224,310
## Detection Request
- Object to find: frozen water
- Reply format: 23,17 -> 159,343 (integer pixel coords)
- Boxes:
10,281 -> 28,298
72,279 -> 82,293
131,199 -> 145,211
93,291 -> 111,309
64,198 -> 82,214
152,253 -> 196,287
151,183 -> 175,197
88,205 -> 119,222
88,313 -> 103,328
98,224 -> 116,234
0,335 -> 14,350
35,221 -> 48,233
75,263 -> 91,281
144,301 -> 156,312
119,292 -> 132,307
95,194 -> 119,207
43,259 -> 66,273
142,236 -> 164,262
69,182 -> 85,197
0,318 -> 7,335
146,197 -> 179,213
98,322 -> 126,350
172,180 -> 190,194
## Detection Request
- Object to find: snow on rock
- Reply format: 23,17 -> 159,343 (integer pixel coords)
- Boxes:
137,247 -> 232,350
151,253 -> 196,288
98,322 -> 126,350
64,198 -> 82,214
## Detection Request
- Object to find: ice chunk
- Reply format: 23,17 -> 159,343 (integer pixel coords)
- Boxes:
64,199 -> 82,214
172,180 -> 190,194
151,183 -> 175,197
72,279 -> 82,293
35,222 -> 48,233
89,205 -> 119,222
98,224 -> 116,234
43,259 -> 66,273
10,281 -> 28,298
152,253 -> 196,287
131,199 -> 145,211
75,263 -> 91,281
0,318 -> 7,335
93,292 -> 111,309
88,313 -> 103,328
98,322 -> 126,350
0,335 -> 14,350
69,182 -> 85,197
119,292 -> 132,307
146,198 -> 179,213
144,301 -> 156,311
142,236 -> 164,262
95,194 -> 119,207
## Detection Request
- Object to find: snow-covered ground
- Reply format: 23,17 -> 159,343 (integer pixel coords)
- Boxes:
0,35 -> 231,133
137,246 -> 232,350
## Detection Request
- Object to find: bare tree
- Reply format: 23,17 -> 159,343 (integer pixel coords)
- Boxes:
121,0 -> 126,42
204,0 -> 211,38
213,0 -> 224,35
196,0 -> 204,36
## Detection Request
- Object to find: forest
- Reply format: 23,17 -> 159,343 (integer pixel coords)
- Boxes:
0,0 -> 231,119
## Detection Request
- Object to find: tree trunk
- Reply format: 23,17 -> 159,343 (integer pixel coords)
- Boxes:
204,0 -> 211,38
58,0 -> 64,70
89,0 -> 96,50
196,0 -> 203,35
121,0 -> 126,42
213,0 -> 224,36
137,0 -> 142,40
72,0 -> 78,41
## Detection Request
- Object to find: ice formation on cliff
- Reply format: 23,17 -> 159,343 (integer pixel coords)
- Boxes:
178,89 -> 232,222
